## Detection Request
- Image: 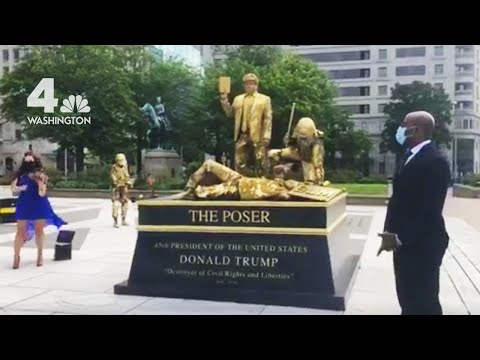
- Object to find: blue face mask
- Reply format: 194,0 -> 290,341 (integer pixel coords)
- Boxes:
395,126 -> 408,145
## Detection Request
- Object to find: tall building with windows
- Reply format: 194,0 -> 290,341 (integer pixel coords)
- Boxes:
284,45 -> 480,177
0,45 -> 58,175
153,45 -> 203,71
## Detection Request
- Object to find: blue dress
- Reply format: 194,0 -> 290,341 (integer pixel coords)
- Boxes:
15,174 -> 66,242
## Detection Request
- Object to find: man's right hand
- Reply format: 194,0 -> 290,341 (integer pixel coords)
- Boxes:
377,231 -> 402,256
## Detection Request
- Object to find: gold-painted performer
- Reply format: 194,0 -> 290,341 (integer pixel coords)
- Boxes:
170,160 -> 342,202
219,73 -> 273,177
268,117 -> 326,185
111,153 -> 132,228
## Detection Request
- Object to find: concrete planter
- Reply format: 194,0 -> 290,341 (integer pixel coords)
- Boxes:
452,184 -> 480,199
346,195 -> 389,206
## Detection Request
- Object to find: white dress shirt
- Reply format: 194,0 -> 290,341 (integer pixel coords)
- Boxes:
405,140 -> 432,166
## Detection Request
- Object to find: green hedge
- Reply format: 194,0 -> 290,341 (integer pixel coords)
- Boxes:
55,180 -> 110,189
357,176 -> 389,184
325,169 -> 360,184
463,174 -> 480,187
134,178 -> 185,190
326,169 -> 388,184
54,178 -> 185,190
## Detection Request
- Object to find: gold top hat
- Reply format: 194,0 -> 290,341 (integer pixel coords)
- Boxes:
243,73 -> 259,84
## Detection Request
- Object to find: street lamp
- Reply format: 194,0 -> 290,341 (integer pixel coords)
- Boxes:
452,101 -> 458,182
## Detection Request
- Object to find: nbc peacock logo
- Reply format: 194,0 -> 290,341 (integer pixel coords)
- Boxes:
60,95 -> 91,113
26,78 -> 92,125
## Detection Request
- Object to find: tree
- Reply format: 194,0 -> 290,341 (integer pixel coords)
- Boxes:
0,45 -> 139,171
0,45 -> 202,173
380,81 -> 453,157
193,45 -> 371,169
113,46 -> 201,169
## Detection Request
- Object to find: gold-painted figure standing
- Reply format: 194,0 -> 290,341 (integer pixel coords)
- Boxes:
111,153 -> 132,228
219,73 -> 273,177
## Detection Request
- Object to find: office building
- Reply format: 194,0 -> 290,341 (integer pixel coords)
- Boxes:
153,45 -> 203,71
285,45 -> 480,177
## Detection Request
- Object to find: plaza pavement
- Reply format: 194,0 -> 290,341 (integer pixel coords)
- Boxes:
0,193 -> 478,315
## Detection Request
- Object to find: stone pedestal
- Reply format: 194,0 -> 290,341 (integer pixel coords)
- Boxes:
115,194 -> 364,310
143,149 -> 181,180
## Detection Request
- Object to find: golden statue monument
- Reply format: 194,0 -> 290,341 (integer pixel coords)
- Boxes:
219,73 -> 273,177
111,153 -> 133,228
268,117 -> 326,185
170,159 -> 342,202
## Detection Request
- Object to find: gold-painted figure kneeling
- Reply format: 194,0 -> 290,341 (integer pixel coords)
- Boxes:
268,117 -> 329,186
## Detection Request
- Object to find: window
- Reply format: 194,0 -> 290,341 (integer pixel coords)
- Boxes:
338,86 -> 370,97
378,67 -> 387,77
434,83 -> 443,89
396,47 -> 426,58
379,161 -> 386,175
396,65 -> 426,76
15,129 -> 22,140
305,50 -> 370,63
2,66 -> 9,74
434,64 -> 444,75
13,49 -> 20,60
378,85 -> 388,96
462,119 -> 474,129
5,157 -> 14,172
379,49 -> 387,60
328,68 -> 370,79
340,104 -> 370,114
434,46 -> 444,57
2,49 -> 9,62
378,104 -> 387,113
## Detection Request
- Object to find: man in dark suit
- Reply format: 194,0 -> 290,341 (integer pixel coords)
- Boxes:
378,111 -> 451,315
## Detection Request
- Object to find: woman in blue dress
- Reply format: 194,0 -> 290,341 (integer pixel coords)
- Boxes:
11,152 -> 66,269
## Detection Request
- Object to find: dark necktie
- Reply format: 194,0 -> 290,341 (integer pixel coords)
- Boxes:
396,149 -> 413,175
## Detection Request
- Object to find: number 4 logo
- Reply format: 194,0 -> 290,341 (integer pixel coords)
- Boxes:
27,78 -> 58,113
27,78 -> 90,114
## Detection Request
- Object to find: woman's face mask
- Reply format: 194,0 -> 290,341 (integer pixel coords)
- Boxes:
24,159 -> 36,172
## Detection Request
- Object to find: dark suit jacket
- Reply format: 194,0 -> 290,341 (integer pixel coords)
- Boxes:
384,143 -> 450,250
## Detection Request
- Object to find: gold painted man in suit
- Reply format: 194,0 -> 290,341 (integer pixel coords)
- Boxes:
220,73 -> 273,177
